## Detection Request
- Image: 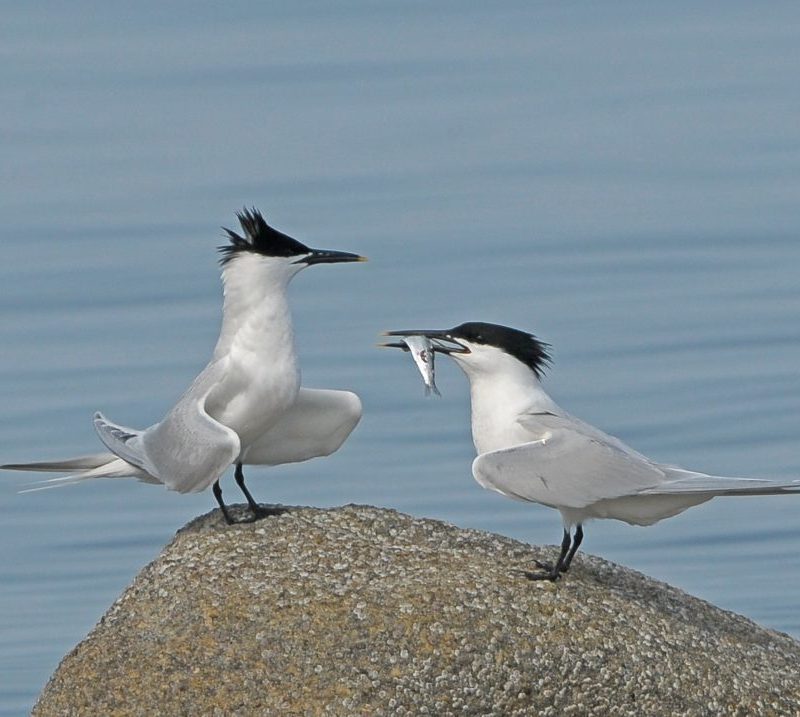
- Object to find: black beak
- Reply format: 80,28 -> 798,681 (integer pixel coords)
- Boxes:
381,329 -> 469,354
298,249 -> 367,265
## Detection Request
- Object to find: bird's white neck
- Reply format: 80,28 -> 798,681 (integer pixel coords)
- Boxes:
213,255 -> 299,363
459,356 -> 558,454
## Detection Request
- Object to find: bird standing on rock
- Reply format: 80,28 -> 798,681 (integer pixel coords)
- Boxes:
3,208 -> 366,523
384,321 -> 800,580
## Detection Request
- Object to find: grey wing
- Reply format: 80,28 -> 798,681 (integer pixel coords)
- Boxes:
139,386 -> 240,493
94,360 -> 240,494
472,427 -> 667,509
93,413 -> 150,472
640,466 -> 800,496
243,388 -> 362,466
94,398 -> 239,495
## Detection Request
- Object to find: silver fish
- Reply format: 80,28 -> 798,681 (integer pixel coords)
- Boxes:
402,335 -> 441,396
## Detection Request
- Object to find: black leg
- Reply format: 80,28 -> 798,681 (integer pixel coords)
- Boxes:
234,463 -> 284,521
560,524 -> 583,573
215,464 -> 288,526
526,525 -> 584,582
234,463 -> 262,514
533,528 -> 571,571
212,479 -> 235,525
526,528 -> 572,581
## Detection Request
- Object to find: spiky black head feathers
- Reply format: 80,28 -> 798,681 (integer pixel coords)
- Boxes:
219,208 -> 310,265
451,321 -> 552,378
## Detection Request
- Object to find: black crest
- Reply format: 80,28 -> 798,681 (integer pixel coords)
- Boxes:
219,208 -> 310,265
451,321 -> 552,378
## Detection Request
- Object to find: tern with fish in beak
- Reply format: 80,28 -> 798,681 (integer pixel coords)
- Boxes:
383,321 -> 800,581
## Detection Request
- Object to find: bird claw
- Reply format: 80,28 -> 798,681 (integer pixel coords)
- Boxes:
219,507 -> 251,525
522,568 -> 561,582
515,555 -> 570,582
250,504 -> 290,519
221,505 -> 290,525
509,566 -> 561,582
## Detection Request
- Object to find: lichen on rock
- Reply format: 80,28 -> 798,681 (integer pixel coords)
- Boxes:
33,505 -> 800,716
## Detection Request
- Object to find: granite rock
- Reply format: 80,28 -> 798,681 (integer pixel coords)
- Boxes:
33,504 -> 800,716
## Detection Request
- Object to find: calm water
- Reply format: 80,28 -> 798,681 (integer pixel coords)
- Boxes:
3,3 -> 800,713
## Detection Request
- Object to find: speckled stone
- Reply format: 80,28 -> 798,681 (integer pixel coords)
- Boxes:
33,505 -> 800,716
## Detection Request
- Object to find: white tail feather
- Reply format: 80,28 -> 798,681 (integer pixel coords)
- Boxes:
1,453 -> 117,473
642,467 -> 800,496
7,455 -> 161,493
19,474 -> 104,493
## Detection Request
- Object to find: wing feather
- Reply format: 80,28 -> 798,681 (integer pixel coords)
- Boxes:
472,428 -> 666,509
243,388 -> 361,466
94,360 -> 241,494
93,413 -> 151,473
641,468 -> 800,496
140,389 -> 240,494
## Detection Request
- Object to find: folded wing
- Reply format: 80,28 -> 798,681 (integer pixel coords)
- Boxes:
94,381 -> 240,495
641,467 -> 800,496
473,415 -> 800,528
472,427 -> 667,509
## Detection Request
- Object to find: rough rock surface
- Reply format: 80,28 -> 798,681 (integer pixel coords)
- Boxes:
34,504 -> 800,716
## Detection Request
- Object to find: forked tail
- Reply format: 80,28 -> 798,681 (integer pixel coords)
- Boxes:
2,453 -> 157,492
643,467 -> 800,497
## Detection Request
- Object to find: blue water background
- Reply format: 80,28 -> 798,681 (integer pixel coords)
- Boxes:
2,3 -> 800,713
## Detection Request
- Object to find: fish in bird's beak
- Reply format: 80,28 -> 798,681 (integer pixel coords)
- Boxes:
298,249 -> 368,265
381,329 -> 470,354
383,335 -> 442,396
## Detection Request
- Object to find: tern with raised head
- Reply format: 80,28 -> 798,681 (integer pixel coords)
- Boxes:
384,321 -> 800,580
3,208 -> 365,523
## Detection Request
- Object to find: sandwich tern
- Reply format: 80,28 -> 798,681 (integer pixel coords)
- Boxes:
384,321 -> 800,580
3,208 -> 365,523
